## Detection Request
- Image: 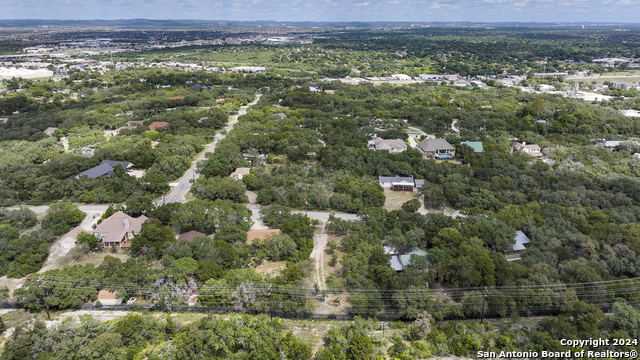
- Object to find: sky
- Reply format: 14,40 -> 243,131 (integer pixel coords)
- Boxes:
2,0 -> 639,23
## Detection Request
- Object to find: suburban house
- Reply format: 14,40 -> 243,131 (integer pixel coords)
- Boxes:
595,140 -> 640,148
60,226 -> 86,250
230,167 -> 251,180
414,179 -> 426,189
379,175 -> 414,191
43,127 -> 57,136
246,229 -> 281,245
391,74 -> 412,81
610,81 -> 639,90
417,139 -> 456,160
273,113 -> 287,119
512,142 -> 543,157
92,211 -> 147,248
96,290 -> 122,305
148,121 -> 169,131
460,141 -> 484,153
385,246 -> 430,271
114,126 -> 134,135
512,231 -> 531,253
368,138 -> 407,153
69,160 -> 133,180
175,230 -> 206,246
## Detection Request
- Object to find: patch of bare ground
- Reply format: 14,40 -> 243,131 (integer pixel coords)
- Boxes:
254,261 -> 287,278
417,196 -> 459,217
383,188 -> 421,211
309,220 -> 328,291
52,247 -> 130,269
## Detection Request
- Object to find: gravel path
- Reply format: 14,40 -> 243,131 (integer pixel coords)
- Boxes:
309,220 -> 328,291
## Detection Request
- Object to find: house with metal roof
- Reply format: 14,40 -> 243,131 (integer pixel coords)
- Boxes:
417,139 -> 456,159
68,160 -> 133,180
460,141 -> 484,153
512,231 -> 530,252
379,175 -> 414,191
384,246 -> 431,271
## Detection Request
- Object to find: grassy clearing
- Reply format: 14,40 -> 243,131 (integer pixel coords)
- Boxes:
383,188 -> 421,211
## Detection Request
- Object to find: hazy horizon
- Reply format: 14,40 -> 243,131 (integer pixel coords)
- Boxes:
2,0 -> 639,24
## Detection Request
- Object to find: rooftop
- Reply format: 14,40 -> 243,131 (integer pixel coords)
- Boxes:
417,138 -> 455,152
460,141 -> 484,153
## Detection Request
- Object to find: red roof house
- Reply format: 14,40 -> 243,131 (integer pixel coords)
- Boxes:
148,121 -> 169,131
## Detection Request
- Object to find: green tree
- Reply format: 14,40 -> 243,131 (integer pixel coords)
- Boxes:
76,232 -> 101,251
401,199 -> 421,213
347,334 -> 374,360
130,218 -> 176,255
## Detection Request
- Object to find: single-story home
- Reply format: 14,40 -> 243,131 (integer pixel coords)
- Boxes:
148,121 -> 169,131
176,230 -> 206,246
460,141 -> 484,153
385,246 -> 431,271
97,290 -> 122,305
414,179 -> 426,189
230,167 -> 251,180
417,139 -> 456,159
379,175 -> 414,191
512,231 -> 531,253
93,211 -> 147,248
68,160 -> 133,180
246,229 -> 281,245
368,138 -> 407,153
43,127 -> 58,136
273,113 -> 287,119
595,140 -> 640,148
512,142 -> 543,157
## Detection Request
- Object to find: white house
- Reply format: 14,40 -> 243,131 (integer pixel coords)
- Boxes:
391,74 -> 412,81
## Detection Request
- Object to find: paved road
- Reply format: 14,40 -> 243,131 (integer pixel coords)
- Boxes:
156,94 -> 262,206
7,204 -> 109,215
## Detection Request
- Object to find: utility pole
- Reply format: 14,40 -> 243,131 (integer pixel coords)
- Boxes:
37,277 -> 51,320
480,286 -> 487,324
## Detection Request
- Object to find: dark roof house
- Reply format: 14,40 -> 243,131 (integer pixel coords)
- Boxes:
69,160 -> 132,179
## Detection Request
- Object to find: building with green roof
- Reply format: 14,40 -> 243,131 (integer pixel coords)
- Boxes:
460,141 -> 484,153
